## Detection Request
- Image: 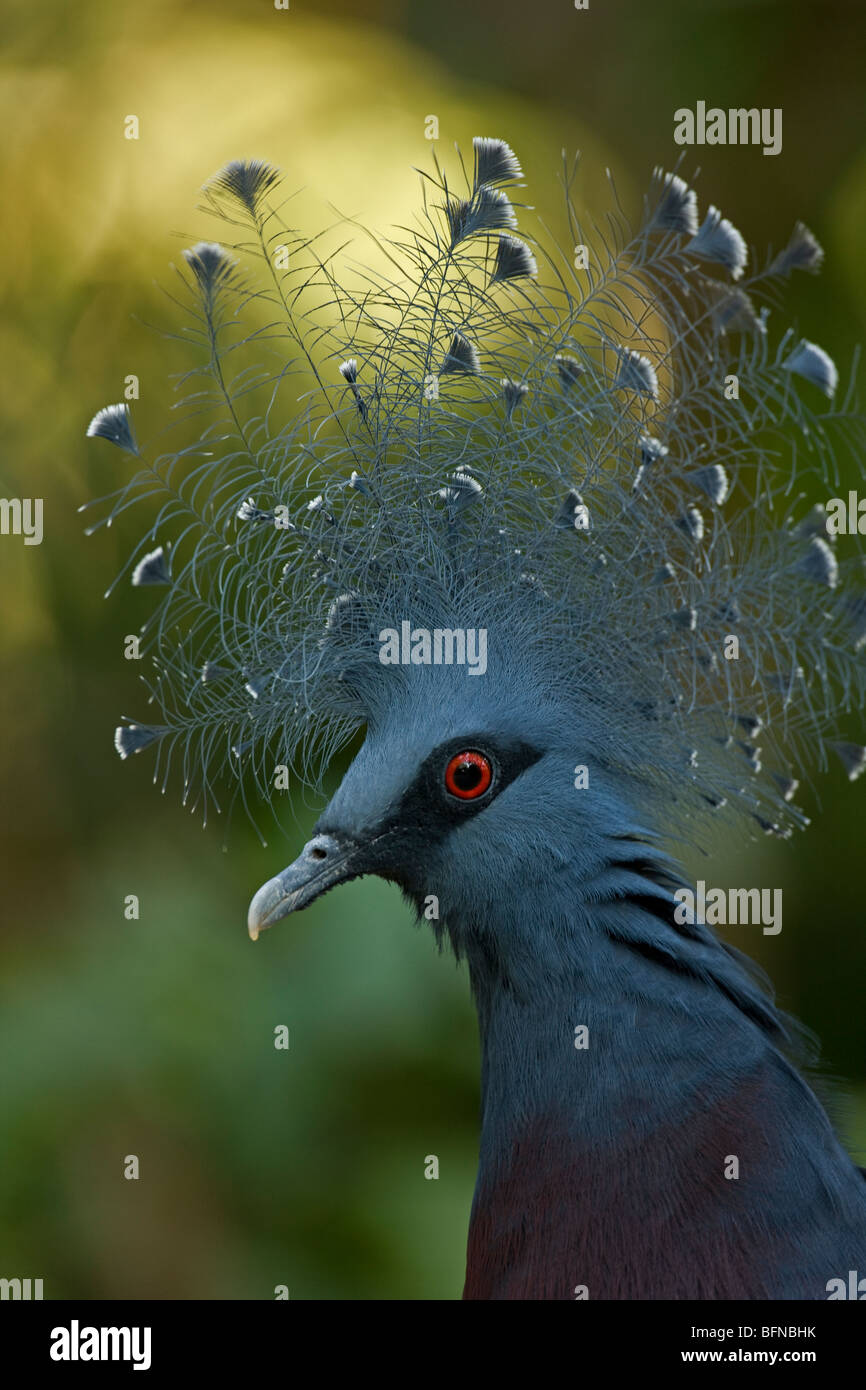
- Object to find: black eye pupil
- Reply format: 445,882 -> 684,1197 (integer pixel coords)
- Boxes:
453,760 -> 482,791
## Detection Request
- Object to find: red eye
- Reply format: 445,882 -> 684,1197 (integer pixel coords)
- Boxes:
445,750 -> 493,800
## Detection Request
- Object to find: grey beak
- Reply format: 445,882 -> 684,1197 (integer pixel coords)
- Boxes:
247,833 -> 359,940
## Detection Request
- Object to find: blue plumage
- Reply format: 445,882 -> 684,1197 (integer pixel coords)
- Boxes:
86,138 -> 866,1298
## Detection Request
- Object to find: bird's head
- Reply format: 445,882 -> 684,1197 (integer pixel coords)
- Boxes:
246,615 -> 651,970
93,141 -> 863,977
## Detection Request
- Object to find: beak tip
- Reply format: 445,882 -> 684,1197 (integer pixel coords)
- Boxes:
246,876 -> 282,941
246,834 -> 358,940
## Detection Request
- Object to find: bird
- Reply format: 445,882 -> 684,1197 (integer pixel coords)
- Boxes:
85,137 -> 866,1299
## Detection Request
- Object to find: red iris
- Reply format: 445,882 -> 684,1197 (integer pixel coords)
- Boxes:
445,750 -> 493,800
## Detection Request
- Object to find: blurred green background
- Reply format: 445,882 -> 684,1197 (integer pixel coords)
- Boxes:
1,0 -> 865,1299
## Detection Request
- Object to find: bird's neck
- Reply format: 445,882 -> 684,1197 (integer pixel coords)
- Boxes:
461,849 -> 857,1300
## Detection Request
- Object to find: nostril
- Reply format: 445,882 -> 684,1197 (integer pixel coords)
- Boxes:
310,846 -> 327,860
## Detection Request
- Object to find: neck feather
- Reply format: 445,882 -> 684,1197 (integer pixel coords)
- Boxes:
462,840 -> 866,1300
